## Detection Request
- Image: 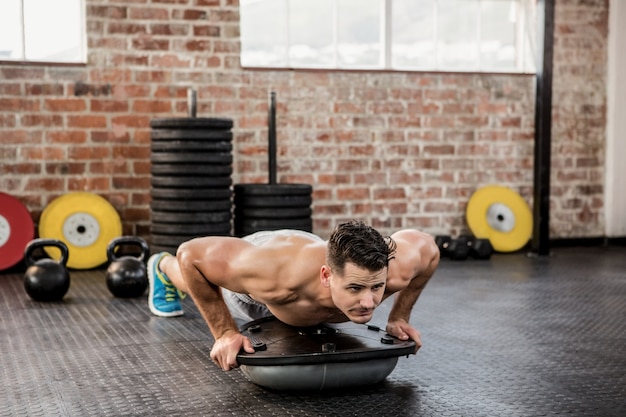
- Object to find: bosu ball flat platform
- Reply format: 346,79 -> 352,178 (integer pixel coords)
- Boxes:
237,316 -> 416,390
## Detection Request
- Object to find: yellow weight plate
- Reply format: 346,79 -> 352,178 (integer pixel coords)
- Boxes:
39,192 -> 122,269
466,185 -> 532,253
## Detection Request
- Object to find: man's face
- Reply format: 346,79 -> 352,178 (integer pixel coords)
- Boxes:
326,262 -> 387,324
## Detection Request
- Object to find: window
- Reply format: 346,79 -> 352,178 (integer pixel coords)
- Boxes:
0,0 -> 86,64
240,0 -> 536,73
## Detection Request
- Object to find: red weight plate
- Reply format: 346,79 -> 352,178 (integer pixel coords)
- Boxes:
0,192 -> 35,270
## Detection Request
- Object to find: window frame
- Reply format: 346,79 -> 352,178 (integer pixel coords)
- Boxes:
240,0 -> 536,74
0,0 -> 87,65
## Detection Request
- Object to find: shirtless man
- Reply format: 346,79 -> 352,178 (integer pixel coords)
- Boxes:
147,220 -> 440,371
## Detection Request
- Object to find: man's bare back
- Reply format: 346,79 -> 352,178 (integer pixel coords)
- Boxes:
149,221 -> 440,371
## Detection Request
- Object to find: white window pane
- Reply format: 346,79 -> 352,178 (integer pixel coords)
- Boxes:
240,0 -> 288,67
438,0 -> 480,70
480,0 -> 517,71
0,1 -> 23,60
23,0 -> 84,62
337,0 -> 382,68
288,0 -> 334,67
392,0 -> 436,70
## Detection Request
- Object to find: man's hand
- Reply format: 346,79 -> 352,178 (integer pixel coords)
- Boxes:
210,330 -> 255,371
386,318 -> 422,353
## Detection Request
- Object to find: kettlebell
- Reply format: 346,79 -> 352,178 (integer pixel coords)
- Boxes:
24,239 -> 71,302
106,236 -> 150,298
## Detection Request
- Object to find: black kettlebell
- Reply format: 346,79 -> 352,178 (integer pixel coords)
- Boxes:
106,236 -> 150,298
24,239 -> 71,302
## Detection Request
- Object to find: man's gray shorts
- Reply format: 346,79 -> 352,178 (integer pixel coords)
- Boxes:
220,229 -> 323,328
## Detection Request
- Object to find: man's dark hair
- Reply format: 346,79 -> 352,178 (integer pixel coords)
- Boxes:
326,220 -> 396,275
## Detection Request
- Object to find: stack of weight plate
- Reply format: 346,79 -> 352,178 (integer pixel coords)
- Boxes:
233,183 -> 313,237
150,117 -> 234,255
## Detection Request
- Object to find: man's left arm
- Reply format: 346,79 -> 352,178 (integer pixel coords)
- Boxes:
385,230 -> 440,349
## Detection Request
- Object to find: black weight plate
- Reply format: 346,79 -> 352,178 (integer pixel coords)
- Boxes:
151,210 -> 231,224
151,188 -> 231,200
235,218 -> 312,230
151,164 -> 233,176
150,244 -> 180,256
151,222 -> 232,235
234,206 -> 312,219
151,199 -> 232,212
151,229 -> 231,246
150,117 -> 233,130
150,234 -> 191,247
234,183 -> 313,196
151,153 -> 233,164
235,225 -> 313,237
151,140 -> 233,152
234,195 -> 312,208
151,176 -> 232,188
151,129 -> 233,141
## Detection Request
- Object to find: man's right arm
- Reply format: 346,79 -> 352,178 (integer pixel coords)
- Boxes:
176,236 -> 256,371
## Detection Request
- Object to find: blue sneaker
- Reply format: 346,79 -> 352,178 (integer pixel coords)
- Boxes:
148,252 -> 184,317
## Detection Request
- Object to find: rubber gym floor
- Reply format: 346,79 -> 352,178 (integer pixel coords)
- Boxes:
1,245 -> 625,417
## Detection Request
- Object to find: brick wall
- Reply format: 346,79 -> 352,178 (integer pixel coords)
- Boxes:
0,0 -> 609,241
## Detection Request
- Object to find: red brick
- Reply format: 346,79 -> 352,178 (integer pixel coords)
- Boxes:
1,67 -> 45,80
424,89 -> 458,101
193,25 -> 220,37
0,98 -> 40,112
68,146 -> 111,159
91,160 -> 129,174
111,54 -> 150,67
0,83 -> 22,95
25,177 -> 64,190
121,207 -> 151,222
151,23 -> 189,36
91,130 -> 130,143
113,176 -> 151,189
45,162 -> 87,175
111,115 -> 151,128
173,9 -> 208,20
132,37 -> 169,51
455,116 -> 489,127
88,6 -> 127,19
113,145 -> 150,159
132,99 -> 173,113
209,10 -> 240,22
316,204 -> 348,215
44,98 -> 87,112
354,173 -> 386,184
214,41 -> 239,53
151,55 -> 191,68
90,99 -> 130,112
46,131 -> 88,144
336,187 -> 370,200
107,22 -> 148,34
423,116 -> 454,128
134,70 -> 171,83
26,83 -> 65,95
68,177 -> 111,191
67,115 -> 107,128
20,146 -> 66,161
133,161 -> 151,175
1,162 -> 41,175
21,114 -> 64,127
129,7 -> 169,19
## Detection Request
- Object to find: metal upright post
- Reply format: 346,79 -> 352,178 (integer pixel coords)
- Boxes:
531,0 -> 555,256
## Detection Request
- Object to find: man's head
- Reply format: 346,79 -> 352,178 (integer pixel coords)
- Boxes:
321,220 -> 396,323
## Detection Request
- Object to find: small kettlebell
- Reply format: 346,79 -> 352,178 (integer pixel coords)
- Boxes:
24,239 -> 71,302
106,236 -> 150,298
